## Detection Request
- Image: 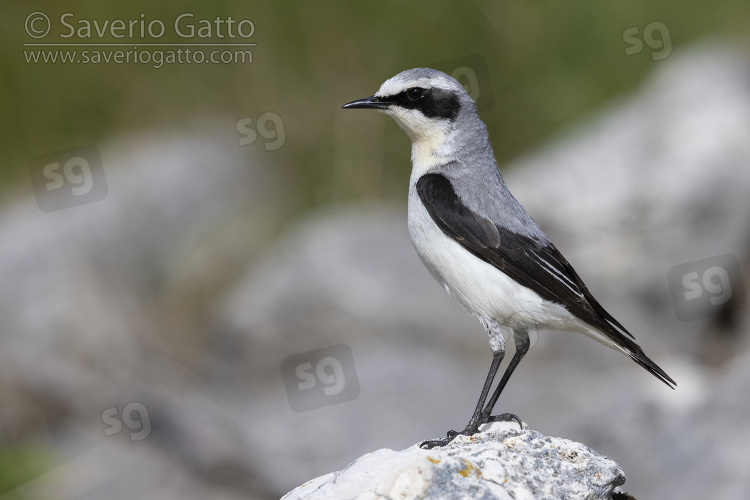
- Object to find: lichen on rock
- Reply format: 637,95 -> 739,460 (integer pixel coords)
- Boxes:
282,421 -> 626,500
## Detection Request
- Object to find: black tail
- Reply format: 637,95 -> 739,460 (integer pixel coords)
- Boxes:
626,342 -> 676,389
586,306 -> 676,389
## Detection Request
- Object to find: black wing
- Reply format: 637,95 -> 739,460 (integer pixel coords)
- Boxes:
416,173 -> 675,388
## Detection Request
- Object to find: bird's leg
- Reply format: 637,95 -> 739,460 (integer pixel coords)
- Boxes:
480,329 -> 529,427
420,349 -> 504,449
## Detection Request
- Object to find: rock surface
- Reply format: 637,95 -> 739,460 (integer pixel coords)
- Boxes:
282,422 -> 625,500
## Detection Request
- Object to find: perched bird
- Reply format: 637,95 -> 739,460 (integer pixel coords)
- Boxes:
342,68 -> 675,448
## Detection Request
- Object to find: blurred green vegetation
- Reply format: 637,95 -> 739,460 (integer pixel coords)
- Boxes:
1,1 -> 748,212
0,445 -> 54,496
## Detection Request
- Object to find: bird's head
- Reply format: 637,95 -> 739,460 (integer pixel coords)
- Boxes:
342,68 -> 477,149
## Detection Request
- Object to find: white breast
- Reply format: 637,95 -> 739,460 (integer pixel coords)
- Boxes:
407,184 -> 545,327
406,182 -> 626,354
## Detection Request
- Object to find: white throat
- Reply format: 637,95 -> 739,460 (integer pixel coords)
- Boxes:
385,108 -> 453,180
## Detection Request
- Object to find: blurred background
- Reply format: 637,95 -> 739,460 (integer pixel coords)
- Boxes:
1,1 -> 749,499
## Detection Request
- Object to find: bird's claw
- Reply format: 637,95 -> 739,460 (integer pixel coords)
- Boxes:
420,433 -> 459,449
420,412 -> 523,449
419,437 -> 453,449
420,426 -> 476,449
486,412 -> 523,429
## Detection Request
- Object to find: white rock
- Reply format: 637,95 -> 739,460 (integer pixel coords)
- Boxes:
282,422 -> 625,500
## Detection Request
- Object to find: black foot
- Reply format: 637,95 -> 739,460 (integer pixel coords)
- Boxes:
486,412 -> 523,429
420,428 -> 472,449
419,413 -> 523,449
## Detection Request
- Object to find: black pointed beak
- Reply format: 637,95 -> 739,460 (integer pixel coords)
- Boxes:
342,95 -> 390,110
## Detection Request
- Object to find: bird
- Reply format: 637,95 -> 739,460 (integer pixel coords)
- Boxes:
342,68 -> 675,448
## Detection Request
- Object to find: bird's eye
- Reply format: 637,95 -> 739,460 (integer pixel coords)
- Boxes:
406,87 -> 425,100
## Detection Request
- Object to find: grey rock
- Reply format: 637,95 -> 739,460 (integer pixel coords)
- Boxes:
0,122 -> 283,500
282,421 -> 625,500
